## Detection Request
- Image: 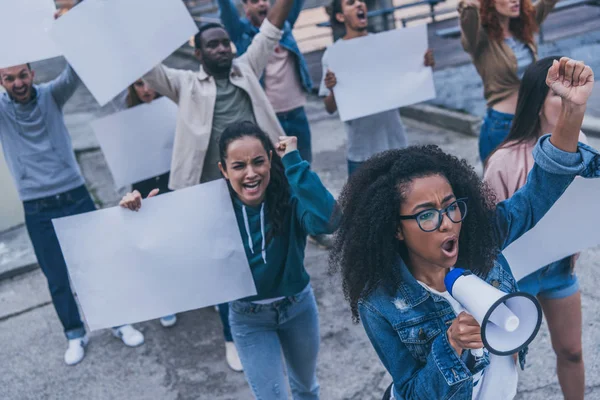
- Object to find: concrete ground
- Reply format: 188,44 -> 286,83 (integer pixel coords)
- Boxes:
1,55 -> 600,399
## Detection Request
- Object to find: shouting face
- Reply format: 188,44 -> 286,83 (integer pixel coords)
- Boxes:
219,136 -> 272,207
0,64 -> 35,104
396,174 -> 464,271
336,0 -> 368,32
244,0 -> 270,27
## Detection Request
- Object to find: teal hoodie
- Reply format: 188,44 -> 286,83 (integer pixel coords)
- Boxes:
232,150 -> 339,301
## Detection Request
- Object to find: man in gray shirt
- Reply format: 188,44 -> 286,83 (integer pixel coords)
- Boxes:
0,62 -> 144,366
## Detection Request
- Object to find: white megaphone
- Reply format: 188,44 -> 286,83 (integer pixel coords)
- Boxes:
444,268 -> 542,356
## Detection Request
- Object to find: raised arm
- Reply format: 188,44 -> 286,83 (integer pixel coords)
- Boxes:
287,0 -> 306,27
547,58 -> 591,152
217,0 -> 245,42
267,0 -> 295,29
278,137 -> 339,235
46,64 -> 81,109
457,0 -> 485,55
534,0 -> 560,26
495,58 -> 595,249
143,64 -> 189,104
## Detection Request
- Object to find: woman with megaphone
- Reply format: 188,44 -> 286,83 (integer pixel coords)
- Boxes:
484,57 -> 587,399
330,57 -> 595,400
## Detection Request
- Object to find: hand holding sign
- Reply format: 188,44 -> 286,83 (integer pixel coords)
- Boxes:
119,189 -> 160,212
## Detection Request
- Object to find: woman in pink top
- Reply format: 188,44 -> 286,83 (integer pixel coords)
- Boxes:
484,56 -> 585,399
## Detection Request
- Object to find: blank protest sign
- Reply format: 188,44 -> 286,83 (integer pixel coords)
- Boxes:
49,0 -> 198,105
0,0 -> 61,68
91,97 -> 177,188
503,177 -> 600,281
53,180 -> 256,331
327,25 -> 436,121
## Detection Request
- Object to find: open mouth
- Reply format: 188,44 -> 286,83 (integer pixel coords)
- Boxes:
357,9 -> 366,21
12,87 -> 27,96
242,180 -> 261,194
258,10 -> 268,17
441,237 -> 458,258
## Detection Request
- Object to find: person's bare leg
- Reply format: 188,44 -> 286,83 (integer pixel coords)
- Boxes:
540,292 -> 584,400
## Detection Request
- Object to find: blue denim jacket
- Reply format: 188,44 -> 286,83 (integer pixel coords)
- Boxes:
217,0 -> 313,92
359,135 -> 600,400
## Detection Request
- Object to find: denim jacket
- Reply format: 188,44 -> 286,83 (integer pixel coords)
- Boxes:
217,0 -> 313,93
359,135 -> 600,400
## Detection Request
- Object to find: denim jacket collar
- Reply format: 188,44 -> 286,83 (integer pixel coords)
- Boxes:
395,256 -> 432,308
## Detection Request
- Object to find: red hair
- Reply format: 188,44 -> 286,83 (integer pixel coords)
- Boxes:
480,0 -> 538,44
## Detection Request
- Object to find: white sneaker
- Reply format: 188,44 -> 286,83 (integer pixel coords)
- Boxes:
112,325 -> 145,347
225,341 -> 243,372
160,314 -> 177,328
64,335 -> 89,366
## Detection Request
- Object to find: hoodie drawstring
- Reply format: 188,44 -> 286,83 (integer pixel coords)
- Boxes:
241,204 -> 267,264
259,203 -> 266,264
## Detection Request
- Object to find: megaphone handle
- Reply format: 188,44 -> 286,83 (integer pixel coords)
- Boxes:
471,348 -> 484,358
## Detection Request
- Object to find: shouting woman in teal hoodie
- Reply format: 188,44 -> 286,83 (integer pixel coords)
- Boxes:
120,121 -> 339,400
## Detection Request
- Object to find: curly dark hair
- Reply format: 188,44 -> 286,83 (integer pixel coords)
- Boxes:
219,121 -> 291,241
480,0 -> 538,44
329,146 -> 500,322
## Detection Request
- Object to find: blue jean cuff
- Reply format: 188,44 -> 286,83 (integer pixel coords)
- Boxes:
65,327 -> 86,340
540,279 -> 580,300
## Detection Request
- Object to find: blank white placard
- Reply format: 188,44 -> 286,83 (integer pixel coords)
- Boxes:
53,180 -> 256,331
327,25 -> 436,122
49,0 -> 198,105
503,177 -> 600,281
91,97 -> 177,188
0,0 -> 61,68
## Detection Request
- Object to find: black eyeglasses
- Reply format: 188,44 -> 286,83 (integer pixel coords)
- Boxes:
399,198 -> 468,232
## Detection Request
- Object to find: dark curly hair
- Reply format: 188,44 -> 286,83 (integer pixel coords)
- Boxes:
480,0 -> 538,44
219,121 -> 291,241
329,146 -> 500,322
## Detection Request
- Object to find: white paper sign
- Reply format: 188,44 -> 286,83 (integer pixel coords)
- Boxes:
327,25 -> 436,121
49,0 -> 198,105
0,0 -> 61,68
503,177 -> 600,281
91,97 -> 177,188
53,180 -> 256,331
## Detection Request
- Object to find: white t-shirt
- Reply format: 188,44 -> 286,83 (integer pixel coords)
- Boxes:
417,281 -> 518,400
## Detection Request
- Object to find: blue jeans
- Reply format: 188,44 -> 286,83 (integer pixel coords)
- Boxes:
347,160 -> 364,177
518,257 -> 579,300
218,303 -> 233,342
23,185 -> 96,340
479,108 -> 514,162
229,284 -> 320,400
277,106 -> 312,164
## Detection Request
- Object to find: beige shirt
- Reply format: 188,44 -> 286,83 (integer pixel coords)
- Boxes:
264,45 -> 306,113
458,0 -> 558,108
144,19 -> 285,191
